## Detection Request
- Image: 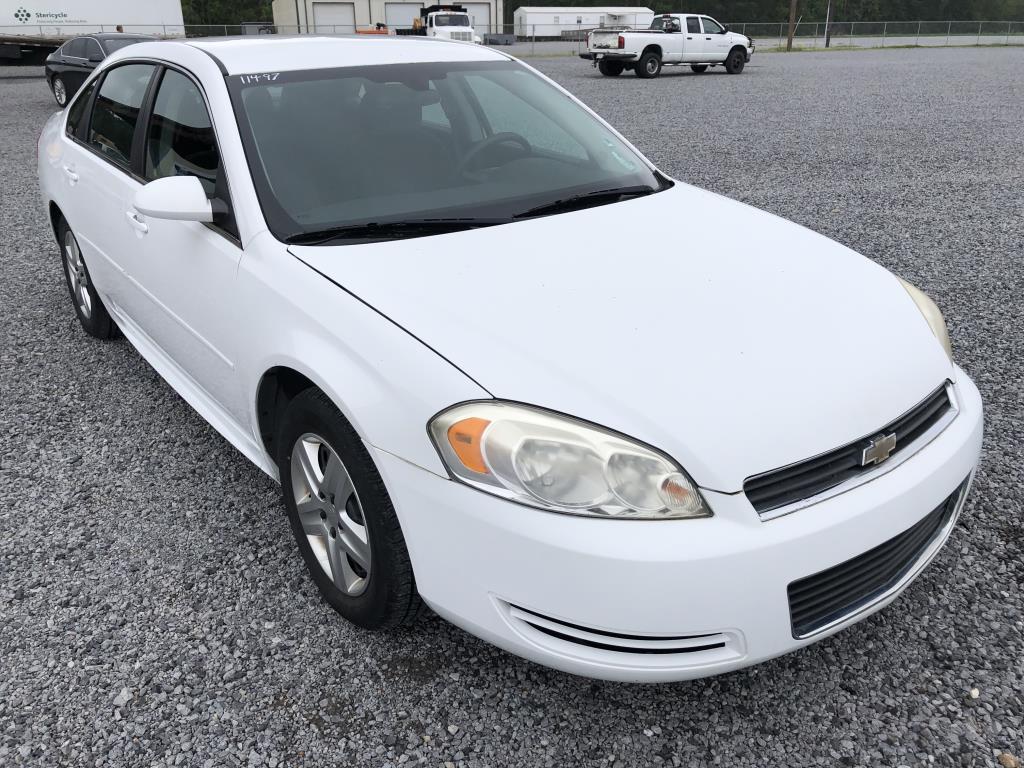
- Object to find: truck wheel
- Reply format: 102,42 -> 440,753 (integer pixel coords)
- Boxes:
598,60 -> 624,76
690,64 -> 708,73
725,48 -> 746,74
636,51 -> 662,79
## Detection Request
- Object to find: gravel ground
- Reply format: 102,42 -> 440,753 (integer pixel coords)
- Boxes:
2,47 -> 1023,767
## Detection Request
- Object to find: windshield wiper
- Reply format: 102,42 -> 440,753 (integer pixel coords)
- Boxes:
285,217 -> 511,246
514,185 -> 658,219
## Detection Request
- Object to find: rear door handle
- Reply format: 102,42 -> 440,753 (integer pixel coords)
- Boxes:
686,36 -> 693,39
125,210 -> 149,234
63,165 -> 79,184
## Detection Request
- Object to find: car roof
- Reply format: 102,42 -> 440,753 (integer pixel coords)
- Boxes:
180,36 -> 509,75
89,33 -> 157,40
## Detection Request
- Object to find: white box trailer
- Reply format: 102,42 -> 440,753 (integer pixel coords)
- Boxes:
0,0 -> 185,36
514,6 -> 653,39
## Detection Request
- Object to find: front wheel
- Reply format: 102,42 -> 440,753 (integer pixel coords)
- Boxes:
635,51 -> 662,78
725,48 -> 746,74
277,388 -> 421,630
690,64 -> 708,73
52,76 -> 68,107
598,60 -> 624,77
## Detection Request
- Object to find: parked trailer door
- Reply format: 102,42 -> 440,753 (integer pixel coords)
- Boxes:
384,2 -> 422,31
311,2 -> 356,33
463,3 -> 491,34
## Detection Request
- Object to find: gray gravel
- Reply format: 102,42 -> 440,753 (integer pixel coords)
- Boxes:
2,47 -> 1023,767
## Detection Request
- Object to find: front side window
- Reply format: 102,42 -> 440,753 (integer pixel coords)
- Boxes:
145,69 -> 220,195
231,60 -> 665,242
701,17 -> 724,34
66,80 -> 96,136
686,17 -> 701,33
88,64 -> 156,168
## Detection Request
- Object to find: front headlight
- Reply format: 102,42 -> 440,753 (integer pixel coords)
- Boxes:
898,278 -> 953,360
429,402 -> 711,520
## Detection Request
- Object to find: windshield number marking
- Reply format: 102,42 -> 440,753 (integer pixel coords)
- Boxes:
239,73 -> 280,85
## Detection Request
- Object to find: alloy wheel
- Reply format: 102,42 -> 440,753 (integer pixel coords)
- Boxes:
290,433 -> 372,596
53,78 -> 67,106
63,230 -> 92,318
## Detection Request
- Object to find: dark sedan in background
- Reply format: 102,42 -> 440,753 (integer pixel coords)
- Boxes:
44,33 -> 155,106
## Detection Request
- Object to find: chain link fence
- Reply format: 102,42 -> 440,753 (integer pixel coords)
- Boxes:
1,20 -> 1022,58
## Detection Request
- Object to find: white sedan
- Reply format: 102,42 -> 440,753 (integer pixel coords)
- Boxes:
37,36 -> 983,683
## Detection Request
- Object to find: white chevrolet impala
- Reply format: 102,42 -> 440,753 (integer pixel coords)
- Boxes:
38,36 -> 982,682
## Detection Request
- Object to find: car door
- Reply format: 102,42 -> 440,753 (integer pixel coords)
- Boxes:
699,16 -> 730,59
57,38 -> 89,92
62,63 -> 158,316
124,66 -> 247,423
682,16 -> 704,61
659,16 -> 686,62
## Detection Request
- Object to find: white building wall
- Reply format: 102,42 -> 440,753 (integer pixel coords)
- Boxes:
0,0 -> 185,35
513,7 -> 652,38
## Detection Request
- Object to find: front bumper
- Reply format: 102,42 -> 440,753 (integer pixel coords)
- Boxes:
374,370 -> 982,682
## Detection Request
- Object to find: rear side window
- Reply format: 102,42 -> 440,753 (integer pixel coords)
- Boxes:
83,38 -> 103,60
64,38 -> 87,57
144,69 -> 220,195
87,63 -> 156,169
686,17 -> 700,33
66,80 -> 95,136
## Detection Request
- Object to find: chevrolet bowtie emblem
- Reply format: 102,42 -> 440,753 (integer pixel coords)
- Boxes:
861,432 -> 897,466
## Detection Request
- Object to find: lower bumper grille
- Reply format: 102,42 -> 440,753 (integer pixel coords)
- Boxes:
787,479 -> 967,638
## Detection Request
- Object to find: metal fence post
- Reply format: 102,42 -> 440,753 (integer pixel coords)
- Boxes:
813,22 -> 818,48
977,21 -> 982,45
946,21 -> 950,45
778,22 -> 783,49
1008,21 -> 1013,45
916,20 -> 920,45
531,24 -> 535,55
881,21 -> 886,46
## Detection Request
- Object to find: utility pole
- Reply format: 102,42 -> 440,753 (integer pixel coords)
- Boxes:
786,0 -> 798,51
823,0 -> 832,47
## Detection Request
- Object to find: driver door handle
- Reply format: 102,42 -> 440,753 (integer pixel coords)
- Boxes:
125,210 -> 149,234
63,165 -> 79,183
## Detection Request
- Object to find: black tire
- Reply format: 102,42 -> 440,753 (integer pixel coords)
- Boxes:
598,60 -> 624,76
57,217 -> 116,339
725,48 -> 746,74
52,75 -> 68,107
277,388 -> 421,630
690,64 -> 708,73
635,51 -> 662,78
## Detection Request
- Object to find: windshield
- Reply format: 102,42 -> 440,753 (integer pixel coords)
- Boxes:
101,37 -> 151,53
434,14 -> 470,26
230,61 -> 665,242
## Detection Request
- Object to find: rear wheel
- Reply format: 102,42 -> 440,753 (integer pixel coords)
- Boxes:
52,76 -> 68,107
690,64 -> 708,73
277,388 -> 421,630
635,51 -> 662,79
725,48 -> 746,74
598,60 -> 624,77
57,218 -> 116,339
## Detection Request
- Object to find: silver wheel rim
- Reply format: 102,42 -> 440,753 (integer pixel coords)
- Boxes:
290,433 -> 371,596
54,78 -> 66,105
63,230 -> 92,318
646,58 -> 658,74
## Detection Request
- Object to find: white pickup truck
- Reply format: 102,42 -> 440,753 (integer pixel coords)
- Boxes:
581,13 -> 754,78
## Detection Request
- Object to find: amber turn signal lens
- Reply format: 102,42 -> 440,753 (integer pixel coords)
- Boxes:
447,417 -> 491,474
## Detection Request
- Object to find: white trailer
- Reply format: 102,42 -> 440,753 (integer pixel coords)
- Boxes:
0,0 -> 185,36
514,6 -> 653,39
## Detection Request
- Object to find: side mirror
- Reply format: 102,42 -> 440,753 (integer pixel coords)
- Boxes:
134,176 -> 213,222
722,25 -> 730,33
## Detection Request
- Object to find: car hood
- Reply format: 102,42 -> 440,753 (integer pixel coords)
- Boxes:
290,184 -> 953,491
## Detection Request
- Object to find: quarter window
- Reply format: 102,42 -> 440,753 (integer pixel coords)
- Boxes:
64,38 -> 87,58
87,64 -> 156,169
83,38 -> 103,60
145,69 -> 220,196
701,17 -> 724,34
686,17 -> 700,33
